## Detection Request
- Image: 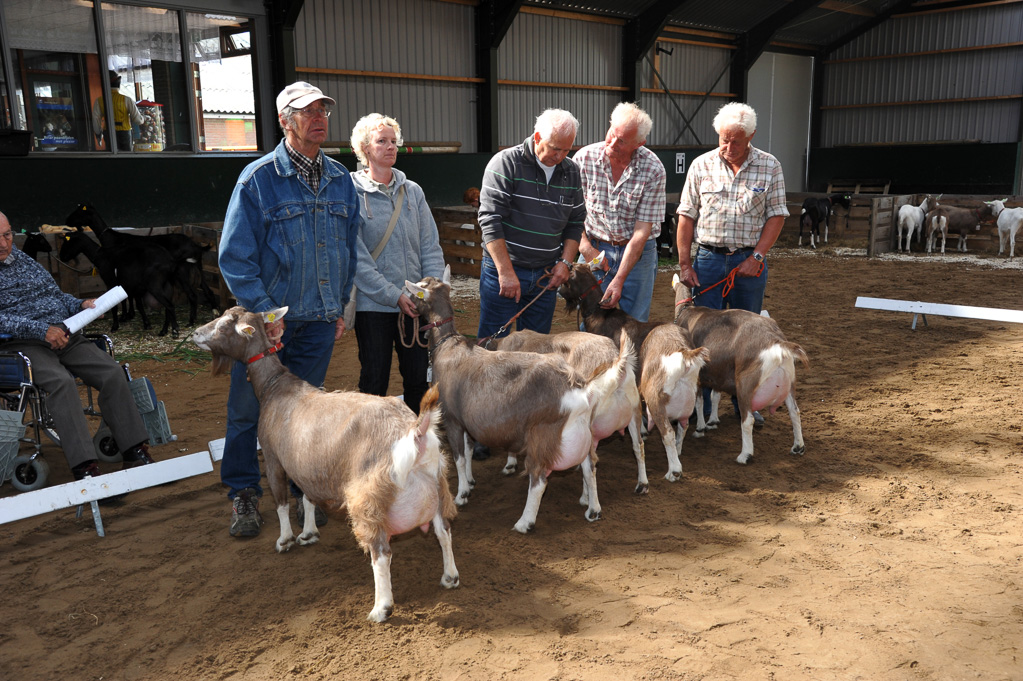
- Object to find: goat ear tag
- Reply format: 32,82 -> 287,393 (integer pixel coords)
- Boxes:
416,291 -> 425,300
265,313 -> 276,323
672,273 -> 680,287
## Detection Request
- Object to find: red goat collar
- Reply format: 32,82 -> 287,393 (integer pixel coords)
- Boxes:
419,316 -> 453,333
246,341 -> 283,364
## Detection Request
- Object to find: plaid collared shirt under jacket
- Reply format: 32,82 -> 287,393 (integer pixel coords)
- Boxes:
677,145 -> 789,249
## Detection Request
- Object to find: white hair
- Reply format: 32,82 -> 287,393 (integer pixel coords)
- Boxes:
610,102 -> 652,142
534,109 -> 579,142
713,102 -> 757,136
350,114 -> 404,166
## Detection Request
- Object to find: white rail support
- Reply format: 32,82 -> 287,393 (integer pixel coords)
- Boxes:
0,452 -> 214,535
855,296 -> 1023,330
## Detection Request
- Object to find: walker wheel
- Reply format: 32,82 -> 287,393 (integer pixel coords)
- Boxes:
94,424 -> 122,463
11,455 -> 49,492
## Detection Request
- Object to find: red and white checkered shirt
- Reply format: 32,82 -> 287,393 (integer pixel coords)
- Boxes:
677,146 -> 789,249
574,144 -> 667,241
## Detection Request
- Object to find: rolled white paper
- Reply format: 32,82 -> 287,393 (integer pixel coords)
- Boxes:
64,286 -> 128,334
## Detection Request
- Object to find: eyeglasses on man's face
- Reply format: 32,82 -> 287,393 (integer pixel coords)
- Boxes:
296,105 -> 332,120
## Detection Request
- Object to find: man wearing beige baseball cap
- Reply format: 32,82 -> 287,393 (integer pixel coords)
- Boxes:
217,81 -> 359,538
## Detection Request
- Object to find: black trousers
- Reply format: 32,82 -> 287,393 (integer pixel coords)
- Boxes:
354,311 -> 430,414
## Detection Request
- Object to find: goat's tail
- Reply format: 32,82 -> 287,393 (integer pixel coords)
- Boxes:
584,332 -> 635,407
392,386 -> 444,488
664,346 -> 710,389
786,342 -> 810,371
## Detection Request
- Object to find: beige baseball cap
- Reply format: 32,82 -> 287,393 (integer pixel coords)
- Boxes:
276,81 -> 336,114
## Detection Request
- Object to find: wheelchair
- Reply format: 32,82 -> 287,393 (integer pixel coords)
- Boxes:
0,333 -> 130,492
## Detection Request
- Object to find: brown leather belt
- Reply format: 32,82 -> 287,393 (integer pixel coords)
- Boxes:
591,236 -> 630,247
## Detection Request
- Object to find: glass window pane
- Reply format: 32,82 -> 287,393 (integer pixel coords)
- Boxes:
186,12 -> 256,152
5,0 -> 104,152
102,3 -> 192,152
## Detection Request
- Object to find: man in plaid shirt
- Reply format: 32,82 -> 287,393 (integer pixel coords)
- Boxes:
676,102 -> 789,426
676,102 -> 788,314
574,102 -> 666,322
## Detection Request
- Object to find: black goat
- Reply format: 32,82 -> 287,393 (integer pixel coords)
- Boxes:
20,230 -> 52,260
59,230 -> 180,335
799,194 -> 850,249
63,204 -> 218,325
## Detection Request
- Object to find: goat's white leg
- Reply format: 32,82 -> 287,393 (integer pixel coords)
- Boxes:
628,409 -> 649,494
736,411 -> 756,465
431,513 -> 460,590
581,455 -> 602,523
513,472 -> 548,534
275,503 -> 296,553
451,432 -> 474,506
661,417 -> 683,482
674,420 -> 689,466
940,231 -> 947,254
693,395 -> 707,438
810,231 -> 816,249
824,218 -> 829,244
786,392 -> 805,456
503,453 -> 518,476
367,544 -> 394,623
707,391 -> 721,427
580,442 -> 597,506
297,495 -> 320,546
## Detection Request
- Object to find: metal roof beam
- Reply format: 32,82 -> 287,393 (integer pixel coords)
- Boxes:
476,1 -> 525,153
730,0 -> 824,101
824,0 -> 918,55
623,0 -> 689,102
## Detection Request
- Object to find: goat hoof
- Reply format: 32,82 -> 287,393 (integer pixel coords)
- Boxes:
513,521 -> 534,534
664,470 -> 682,483
585,510 -> 602,522
367,605 -> 393,623
693,429 -> 705,439
298,530 -> 320,545
791,444 -> 806,456
501,464 -> 516,476
736,453 -> 752,465
455,494 -> 470,507
441,574 -> 460,589
634,482 -> 649,495
275,537 -> 295,553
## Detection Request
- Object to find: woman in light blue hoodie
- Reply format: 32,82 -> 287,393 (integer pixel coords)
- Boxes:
350,114 -> 446,414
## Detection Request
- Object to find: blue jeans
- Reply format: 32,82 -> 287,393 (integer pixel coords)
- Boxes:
477,256 -> 559,340
693,246 -> 768,313
221,320 -> 336,499
591,238 -> 658,322
694,245 -> 768,416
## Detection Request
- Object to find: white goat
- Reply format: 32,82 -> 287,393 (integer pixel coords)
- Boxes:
638,324 -> 709,479
495,329 -> 648,493
192,306 -> 459,623
987,199 -> 1023,259
405,266 -> 631,533
896,194 -> 935,252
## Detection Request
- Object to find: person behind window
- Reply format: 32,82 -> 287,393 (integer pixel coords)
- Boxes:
92,70 -> 143,151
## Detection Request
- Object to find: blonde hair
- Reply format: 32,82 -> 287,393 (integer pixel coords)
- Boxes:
350,114 -> 404,165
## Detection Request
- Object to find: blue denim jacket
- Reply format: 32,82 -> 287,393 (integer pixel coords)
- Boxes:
218,140 -> 360,321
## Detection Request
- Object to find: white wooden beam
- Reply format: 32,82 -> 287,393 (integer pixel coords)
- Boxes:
855,296 -> 1023,329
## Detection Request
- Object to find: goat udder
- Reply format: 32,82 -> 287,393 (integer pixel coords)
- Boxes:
750,367 -> 791,413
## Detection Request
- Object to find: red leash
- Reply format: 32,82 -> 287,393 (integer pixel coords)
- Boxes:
477,270 -> 558,348
677,261 -> 764,307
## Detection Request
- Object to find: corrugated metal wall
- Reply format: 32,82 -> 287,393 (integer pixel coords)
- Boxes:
293,0 -> 477,149
821,3 -> 1023,146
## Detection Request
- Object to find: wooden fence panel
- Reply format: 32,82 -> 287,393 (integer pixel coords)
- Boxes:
432,206 -> 482,278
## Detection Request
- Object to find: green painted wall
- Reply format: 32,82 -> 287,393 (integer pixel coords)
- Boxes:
808,143 -> 1019,195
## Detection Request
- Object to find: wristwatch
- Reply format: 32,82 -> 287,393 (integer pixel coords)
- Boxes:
752,251 -> 765,263
558,258 -> 573,268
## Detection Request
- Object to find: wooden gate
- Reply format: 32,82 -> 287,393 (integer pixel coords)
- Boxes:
867,196 -> 896,256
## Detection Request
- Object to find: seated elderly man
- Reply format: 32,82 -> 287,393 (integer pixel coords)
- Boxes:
0,210 -> 154,481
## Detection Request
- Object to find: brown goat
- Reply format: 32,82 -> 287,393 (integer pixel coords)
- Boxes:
557,262 -> 667,379
405,266 -> 631,533
638,324 -> 709,479
495,329 -> 648,493
926,202 -> 995,254
192,306 -> 459,623
672,274 -> 809,465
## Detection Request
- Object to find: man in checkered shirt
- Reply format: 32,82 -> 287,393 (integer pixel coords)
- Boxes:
675,101 -> 789,314
676,102 -> 790,427
574,102 -> 666,322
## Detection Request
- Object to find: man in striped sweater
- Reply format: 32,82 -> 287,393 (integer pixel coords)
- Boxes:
476,109 -> 586,341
